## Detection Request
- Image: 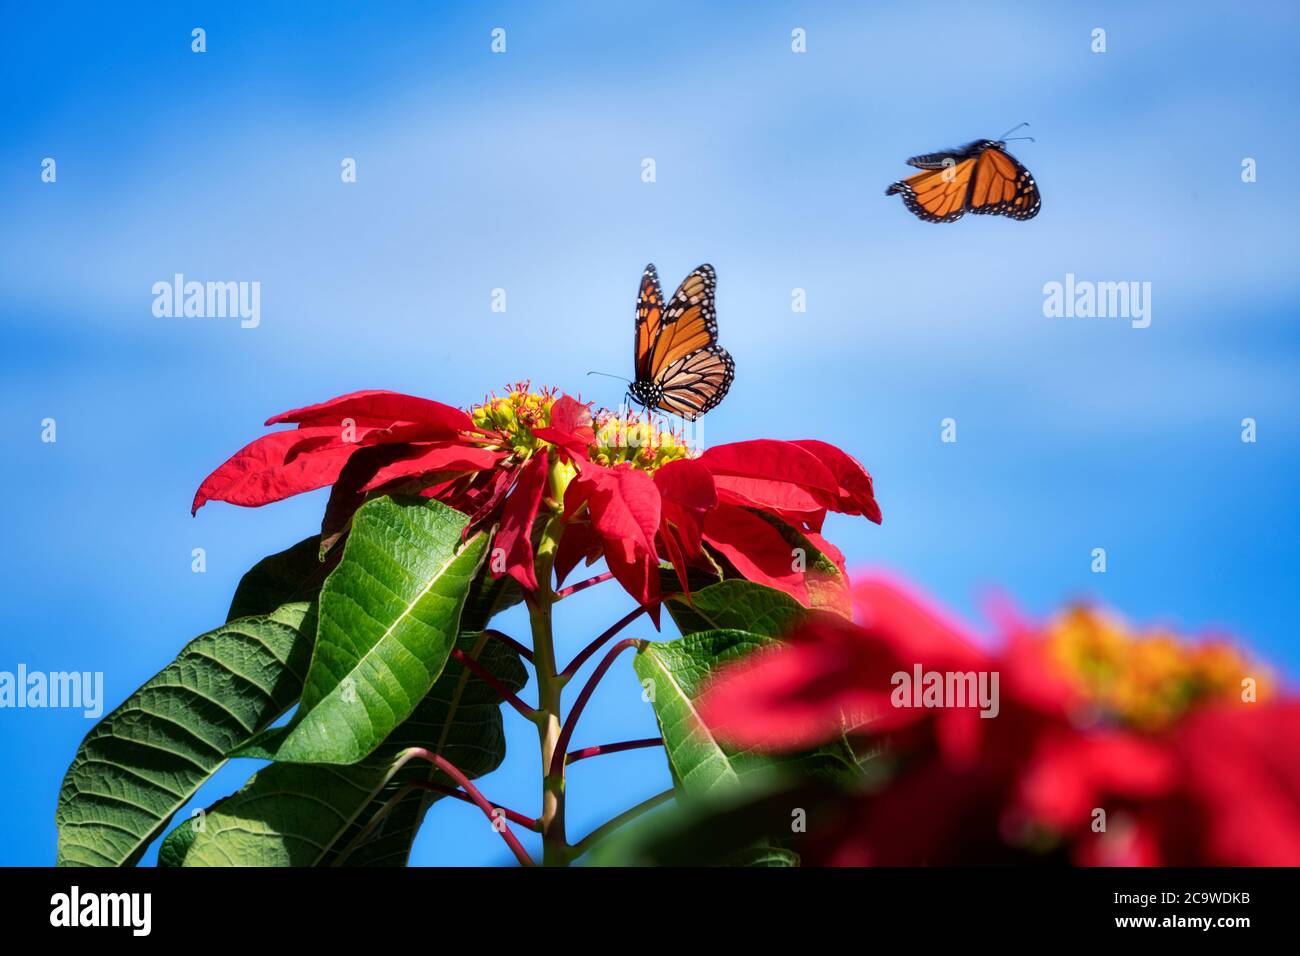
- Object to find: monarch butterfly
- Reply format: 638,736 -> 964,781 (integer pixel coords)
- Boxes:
627,263 -> 735,420
886,126 -> 1041,223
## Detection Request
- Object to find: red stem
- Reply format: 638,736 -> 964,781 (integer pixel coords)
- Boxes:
560,605 -> 647,678
406,747 -> 535,866
450,648 -> 537,720
566,737 -> 663,766
549,638 -> 643,778
555,571 -> 614,600
410,781 -> 538,830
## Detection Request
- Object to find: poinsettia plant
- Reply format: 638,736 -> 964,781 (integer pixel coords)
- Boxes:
55,384 -> 881,866
600,576 -> 1298,866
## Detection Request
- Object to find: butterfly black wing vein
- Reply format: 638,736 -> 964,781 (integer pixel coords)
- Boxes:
885,139 -> 1041,223
630,263 -> 733,420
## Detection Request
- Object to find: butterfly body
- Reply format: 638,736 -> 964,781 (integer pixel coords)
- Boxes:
630,263 -> 734,420
886,139 -> 1041,223
626,377 -> 665,410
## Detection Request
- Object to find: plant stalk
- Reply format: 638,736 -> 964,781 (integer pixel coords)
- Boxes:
530,513 -> 569,866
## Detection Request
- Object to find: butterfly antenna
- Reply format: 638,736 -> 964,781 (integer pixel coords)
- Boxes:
1002,135 -> 1036,143
997,122 -> 1031,140
587,371 -> 631,385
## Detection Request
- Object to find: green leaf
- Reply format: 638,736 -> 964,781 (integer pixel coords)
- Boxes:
55,603 -> 317,867
666,579 -> 808,637
156,797 -> 224,867
323,572 -> 524,865
657,561 -> 722,596
225,535 -> 333,622
328,632 -> 527,867
635,629 -> 779,796
159,514 -> 519,867
181,632 -> 526,866
634,627 -> 862,799
735,846 -> 801,866
240,497 -> 488,765
461,566 -> 523,633
156,817 -> 198,867
587,774 -> 839,866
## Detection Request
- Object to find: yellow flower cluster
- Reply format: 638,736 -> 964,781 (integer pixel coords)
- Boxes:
589,411 -> 691,474
470,383 -> 557,458
1045,607 -> 1259,731
469,385 -> 694,475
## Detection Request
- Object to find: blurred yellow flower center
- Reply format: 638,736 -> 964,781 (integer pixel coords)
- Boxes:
1045,607 -> 1258,731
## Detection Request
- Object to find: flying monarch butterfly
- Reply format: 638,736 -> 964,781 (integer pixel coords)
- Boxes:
627,263 -> 735,420
886,125 -> 1041,223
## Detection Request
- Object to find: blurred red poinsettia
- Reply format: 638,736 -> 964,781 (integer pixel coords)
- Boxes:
698,574 -> 1299,865
192,386 -> 881,616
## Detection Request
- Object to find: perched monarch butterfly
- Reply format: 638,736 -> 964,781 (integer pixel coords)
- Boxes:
627,263 -> 735,420
886,125 -> 1041,223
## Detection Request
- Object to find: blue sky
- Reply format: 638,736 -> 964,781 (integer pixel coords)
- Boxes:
2,1 -> 1298,866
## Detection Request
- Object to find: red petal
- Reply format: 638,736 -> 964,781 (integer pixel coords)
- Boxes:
701,439 -> 838,491
359,443 -> 504,492
1016,731 -> 1175,831
357,420 -> 470,446
655,458 -> 717,511
564,461 -> 661,608
771,507 -> 827,535
493,449 -> 549,592
459,467 -> 516,533
700,578 -> 999,754
550,394 -> 594,436
702,504 -> 809,605
789,439 -> 882,523
424,475 -> 484,514
555,519 -> 601,588
701,573 -> 999,750
266,389 -> 473,432
655,458 -> 717,558
850,575 -> 988,671
657,523 -> 694,599
1167,703 -> 1300,864
699,614 -> 921,751
533,394 -> 595,462
319,443 -> 429,547
192,426 -> 358,514
712,479 -> 825,515
700,439 -> 840,515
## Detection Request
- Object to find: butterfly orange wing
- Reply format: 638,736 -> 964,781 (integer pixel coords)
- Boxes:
889,158 -> 978,223
968,147 -> 1041,220
648,265 -> 718,374
654,344 -> 735,420
632,263 -> 733,420
635,264 -> 666,382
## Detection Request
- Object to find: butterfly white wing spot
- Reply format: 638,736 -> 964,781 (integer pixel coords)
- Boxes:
630,265 -> 733,420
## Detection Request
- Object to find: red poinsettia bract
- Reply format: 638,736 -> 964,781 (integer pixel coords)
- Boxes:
698,575 -> 1299,865
192,388 -> 882,615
